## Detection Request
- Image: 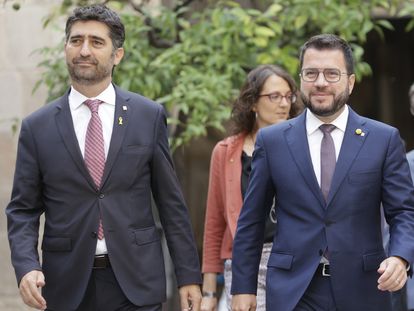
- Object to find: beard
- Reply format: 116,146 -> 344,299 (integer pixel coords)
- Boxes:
67,55 -> 113,86
301,85 -> 350,117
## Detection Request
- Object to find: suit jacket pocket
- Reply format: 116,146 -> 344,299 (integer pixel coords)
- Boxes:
363,251 -> 386,271
41,236 -> 72,252
348,170 -> 380,185
267,252 -> 294,270
133,226 -> 160,246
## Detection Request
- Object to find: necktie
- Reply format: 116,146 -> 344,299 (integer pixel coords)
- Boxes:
84,99 -> 105,240
320,124 -> 336,201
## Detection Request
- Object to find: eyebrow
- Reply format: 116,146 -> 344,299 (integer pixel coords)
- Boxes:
69,34 -> 106,41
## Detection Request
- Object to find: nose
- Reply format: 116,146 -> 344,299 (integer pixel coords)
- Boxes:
80,41 -> 91,56
314,71 -> 329,87
279,97 -> 289,107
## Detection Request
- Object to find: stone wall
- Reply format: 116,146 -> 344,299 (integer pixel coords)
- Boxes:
0,1 -> 61,309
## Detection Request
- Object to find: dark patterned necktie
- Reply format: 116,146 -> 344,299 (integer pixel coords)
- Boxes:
84,99 -> 105,240
320,124 -> 336,201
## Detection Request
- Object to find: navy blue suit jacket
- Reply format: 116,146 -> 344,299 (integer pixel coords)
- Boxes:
6,86 -> 201,310
231,107 -> 414,310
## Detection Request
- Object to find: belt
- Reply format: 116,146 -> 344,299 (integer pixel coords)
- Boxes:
93,254 -> 111,269
315,263 -> 330,277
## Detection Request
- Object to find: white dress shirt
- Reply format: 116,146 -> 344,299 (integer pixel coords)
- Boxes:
68,83 -> 116,255
306,105 -> 349,187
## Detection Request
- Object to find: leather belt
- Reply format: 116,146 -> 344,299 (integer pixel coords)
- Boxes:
93,254 -> 111,269
316,263 -> 330,276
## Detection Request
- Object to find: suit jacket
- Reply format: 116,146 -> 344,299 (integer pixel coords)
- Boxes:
404,149 -> 414,309
231,107 -> 414,311
6,85 -> 201,310
202,134 -> 246,273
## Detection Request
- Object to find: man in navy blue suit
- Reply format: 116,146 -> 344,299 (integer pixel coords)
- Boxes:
6,4 -> 201,311
231,34 -> 414,311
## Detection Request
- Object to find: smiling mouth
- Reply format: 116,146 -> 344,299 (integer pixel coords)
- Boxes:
276,112 -> 288,117
75,62 -> 95,66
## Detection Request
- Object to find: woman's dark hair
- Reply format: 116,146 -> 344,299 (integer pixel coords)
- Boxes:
231,64 -> 301,135
65,4 -> 125,50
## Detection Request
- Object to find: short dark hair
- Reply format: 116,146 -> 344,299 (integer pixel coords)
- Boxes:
65,4 -> 125,50
231,64 -> 302,135
299,34 -> 354,74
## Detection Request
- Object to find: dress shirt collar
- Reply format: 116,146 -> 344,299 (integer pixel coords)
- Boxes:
69,83 -> 116,110
306,104 -> 349,135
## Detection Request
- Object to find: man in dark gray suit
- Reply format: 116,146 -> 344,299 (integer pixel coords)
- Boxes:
6,4 -> 201,311
405,82 -> 414,311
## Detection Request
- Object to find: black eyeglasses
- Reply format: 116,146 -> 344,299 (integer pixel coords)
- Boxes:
259,92 -> 297,104
300,68 -> 349,83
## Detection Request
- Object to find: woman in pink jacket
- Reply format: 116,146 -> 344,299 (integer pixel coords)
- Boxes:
201,65 -> 302,311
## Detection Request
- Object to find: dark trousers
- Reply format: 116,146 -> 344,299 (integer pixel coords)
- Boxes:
294,273 -> 337,311
391,285 -> 408,311
49,267 -> 162,311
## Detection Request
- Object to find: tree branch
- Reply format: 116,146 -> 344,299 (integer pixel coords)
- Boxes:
128,0 -> 197,49
175,0 -> 195,13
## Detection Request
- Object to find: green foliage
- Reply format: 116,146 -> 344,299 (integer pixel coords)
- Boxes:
34,0 -> 414,150
398,1 -> 414,31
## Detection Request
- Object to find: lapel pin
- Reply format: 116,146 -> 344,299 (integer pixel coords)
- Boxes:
122,105 -> 127,111
355,128 -> 365,136
118,116 -> 123,125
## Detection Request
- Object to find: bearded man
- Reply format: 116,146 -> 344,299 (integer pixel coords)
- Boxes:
230,34 -> 414,311
6,4 -> 201,311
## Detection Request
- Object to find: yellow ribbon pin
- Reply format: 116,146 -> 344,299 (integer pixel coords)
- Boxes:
355,128 -> 365,136
118,117 -> 123,125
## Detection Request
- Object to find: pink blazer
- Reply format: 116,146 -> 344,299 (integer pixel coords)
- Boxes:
202,133 -> 246,273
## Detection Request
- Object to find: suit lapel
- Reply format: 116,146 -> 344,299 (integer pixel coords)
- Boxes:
285,111 -> 325,207
55,90 -> 96,188
100,86 -> 130,188
327,108 -> 368,204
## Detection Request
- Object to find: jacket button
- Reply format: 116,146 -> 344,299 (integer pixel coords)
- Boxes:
99,193 -> 105,199
91,232 -> 97,239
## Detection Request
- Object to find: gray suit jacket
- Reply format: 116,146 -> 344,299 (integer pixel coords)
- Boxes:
6,85 -> 201,310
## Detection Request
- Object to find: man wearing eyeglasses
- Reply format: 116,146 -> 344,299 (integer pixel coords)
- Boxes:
230,34 -> 414,311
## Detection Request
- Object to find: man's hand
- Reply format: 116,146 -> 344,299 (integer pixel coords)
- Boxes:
377,256 -> 408,292
231,294 -> 256,311
200,296 -> 217,311
19,270 -> 46,310
179,284 -> 202,311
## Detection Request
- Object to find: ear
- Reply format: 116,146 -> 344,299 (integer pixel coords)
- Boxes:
252,102 -> 258,112
348,74 -> 356,95
113,47 -> 124,65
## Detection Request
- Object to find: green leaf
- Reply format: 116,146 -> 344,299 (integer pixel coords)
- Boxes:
294,15 -> 308,29
254,26 -> 275,37
263,4 -> 283,17
376,19 -> 394,31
